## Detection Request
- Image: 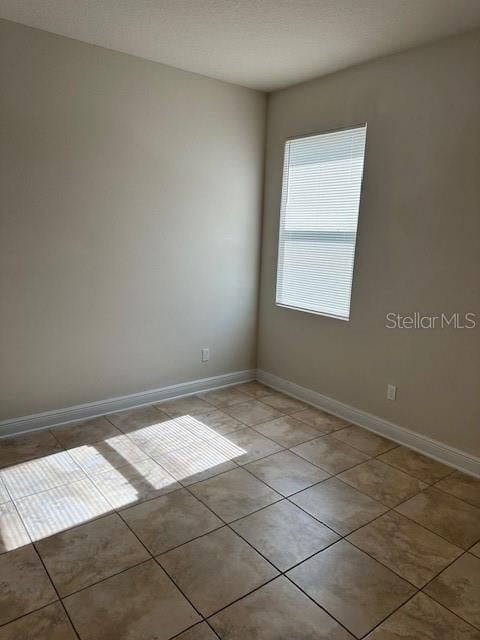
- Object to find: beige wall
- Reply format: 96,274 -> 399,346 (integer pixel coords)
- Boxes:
2,19 -> 479,457
258,31 -> 480,455
0,20 -> 266,420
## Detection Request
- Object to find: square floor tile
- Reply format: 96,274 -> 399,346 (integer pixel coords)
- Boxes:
231,500 -> 339,570
292,435 -> 369,474
175,623 -> 218,640
288,540 -> 415,638
0,451 -> 85,499
15,478 -> 112,541
332,425 -> 397,456
64,559 -> 200,640
396,487 -> 480,549
152,439 -> 237,486
0,544 -> 57,625
189,467 -> 281,522
0,431 -> 62,469
158,527 -> 278,616
51,417 -> 120,448
176,410 -> 244,439
259,392 -> 308,414
210,576 -> 354,640
253,416 -> 320,448
234,381 -> 272,398
199,387 -> 251,407
365,592 -> 480,640
424,553 -> 480,628
121,488 -> 222,554
0,502 -> 30,554
156,395 -> 216,418
291,408 -> 350,433
90,458 -> 180,508
245,450 -> 329,497
0,602 -> 77,640
106,405 -> 169,434
378,446 -> 453,484
339,459 -> 426,507
471,542 -> 480,558
224,400 -> 283,427
36,513 -> 150,596
67,434 -> 148,475
435,471 -> 480,508
348,510 -> 462,587
290,477 -> 388,536
218,427 -> 283,465
127,419 -> 203,457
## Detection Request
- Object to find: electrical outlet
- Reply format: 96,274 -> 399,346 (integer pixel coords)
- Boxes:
387,384 -> 397,401
201,348 -> 209,362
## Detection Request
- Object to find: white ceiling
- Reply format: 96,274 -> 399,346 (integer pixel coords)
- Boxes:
2,0 -> 480,91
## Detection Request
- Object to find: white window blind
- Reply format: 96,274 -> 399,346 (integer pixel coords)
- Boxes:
276,124 -> 367,321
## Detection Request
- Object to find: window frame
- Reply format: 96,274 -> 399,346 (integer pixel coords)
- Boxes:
275,123 -> 367,322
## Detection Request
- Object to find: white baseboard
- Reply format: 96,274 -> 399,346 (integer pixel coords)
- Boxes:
257,369 -> 480,478
3,366 -> 478,478
0,369 -> 256,439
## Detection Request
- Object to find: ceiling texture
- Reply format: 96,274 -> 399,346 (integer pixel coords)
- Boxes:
1,0 -> 480,91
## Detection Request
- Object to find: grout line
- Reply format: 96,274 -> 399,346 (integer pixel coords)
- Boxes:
0,518 -> 474,636
7,403 -> 478,555
48,428 -> 65,447
419,594 -> 480,635
205,619 -> 223,639
0,498 -> 33,548
430,480 -> 480,509
416,550 -> 480,630
85,507 -> 209,629
284,468 -> 477,555
54,556 -> 154,600
0,445 -> 64,472
282,480 -> 477,604
168,621 -> 208,639
0,600 -> 78,633
30,543 -> 83,640
165,426 -> 479,608
1,389 -> 479,637
355,588 -> 420,639
151,472 -> 305,625
204,565 -> 356,640
355,579 -> 480,638
285,568 -> 392,639
152,557 -> 212,624
2,455 -> 90,504
16,507 -> 115,544
5,406 -> 477,559
372,457 -> 456,486
390,498 -> 479,550
152,468 -> 365,637
90,423 -> 269,634
343,534 -> 440,592
168,619 -> 222,640
120,510 -> 225,556
231,514 -> 341,572
202,574 -> 280,621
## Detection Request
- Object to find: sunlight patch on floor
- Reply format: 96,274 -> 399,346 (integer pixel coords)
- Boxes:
0,414 -> 245,549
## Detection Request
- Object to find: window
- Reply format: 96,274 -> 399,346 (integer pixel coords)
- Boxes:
275,124 -> 367,320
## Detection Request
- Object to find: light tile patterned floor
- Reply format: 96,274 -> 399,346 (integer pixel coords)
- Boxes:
0,381 -> 479,639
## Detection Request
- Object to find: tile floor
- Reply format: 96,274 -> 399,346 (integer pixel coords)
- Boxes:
0,381 -> 479,639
